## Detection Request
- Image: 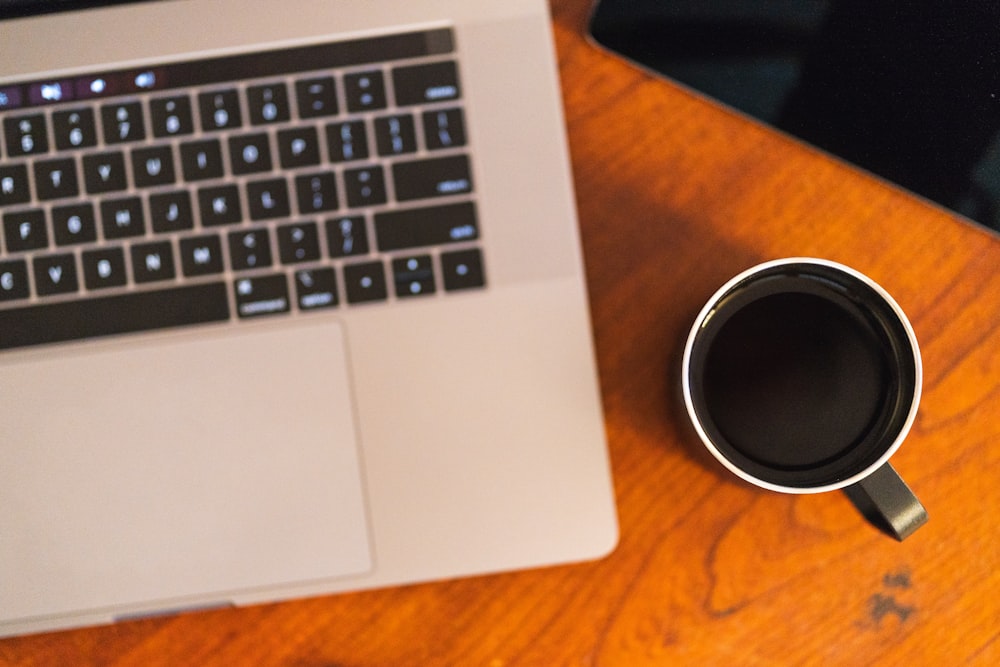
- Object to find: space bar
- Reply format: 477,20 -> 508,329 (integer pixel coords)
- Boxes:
0,282 -> 230,351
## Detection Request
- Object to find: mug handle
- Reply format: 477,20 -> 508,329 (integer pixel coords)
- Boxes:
844,463 -> 928,540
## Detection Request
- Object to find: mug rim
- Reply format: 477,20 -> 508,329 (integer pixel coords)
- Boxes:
681,257 -> 923,494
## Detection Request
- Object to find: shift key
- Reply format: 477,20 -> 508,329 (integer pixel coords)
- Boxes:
374,201 -> 478,251
392,154 -> 472,202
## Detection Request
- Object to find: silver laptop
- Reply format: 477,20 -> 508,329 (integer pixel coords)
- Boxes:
0,0 -> 617,637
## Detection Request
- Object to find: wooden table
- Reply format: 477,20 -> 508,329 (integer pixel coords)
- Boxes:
4,1 -> 999,664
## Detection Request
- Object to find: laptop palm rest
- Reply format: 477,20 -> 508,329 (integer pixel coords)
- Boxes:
0,320 -> 371,623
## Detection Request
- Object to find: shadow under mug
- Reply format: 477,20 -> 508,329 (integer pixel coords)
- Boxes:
682,258 -> 927,540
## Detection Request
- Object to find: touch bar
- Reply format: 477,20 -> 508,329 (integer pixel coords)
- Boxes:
0,282 -> 230,351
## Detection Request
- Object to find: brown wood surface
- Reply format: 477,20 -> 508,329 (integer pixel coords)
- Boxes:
3,1 -> 999,664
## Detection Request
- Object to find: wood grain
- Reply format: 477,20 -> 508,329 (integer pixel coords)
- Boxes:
3,1 -> 998,664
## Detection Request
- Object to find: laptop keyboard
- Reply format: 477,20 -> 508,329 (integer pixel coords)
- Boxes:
0,27 -> 484,351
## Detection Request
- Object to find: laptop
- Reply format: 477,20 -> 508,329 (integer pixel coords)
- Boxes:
0,0 -> 618,637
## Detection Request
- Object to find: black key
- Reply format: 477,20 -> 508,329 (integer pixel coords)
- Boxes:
392,155 -> 472,201
343,70 -> 387,112
150,95 -> 194,137
0,282 -> 230,351
392,254 -> 435,298
82,152 -> 128,194
131,241 -> 176,283
52,108 -> 98,150
325,215 -> 369,258
180,139 -> 224,181
3,114 -> 49,156
3,209 -> 48,252
149,191 -> 194,232
101,101 -> 146,144
295,76 -> 338,118
100,197 -> 145,239
246,178 -> 291,220
34,158 -> 79,200
247,83 -> 290,125
52,203 -> 98,245
198,185 -> 242,226
343,260 -> 387,304
326,120 -> 369,162
198,89 -> 242,131
132,145 -> 176,188
441,248 -> 485,291
393,61 -> 460,106
0,165 -> 31,206
294,268 -> 338,310
82,247 -> 127,289
229,133 -> 273,174
33,253 -> 79,296
277,127 -> 320,168
374,114 -> 417,156
374,201 -> 477,251
343,166 -> 387,208
422,108 -> 466,150
179,235 -> 224,276
277,222 -> 320,264
228,228 -> 272,271
234,274 -> 290,318
0,259 -> 30,301
295,172 -> 338,214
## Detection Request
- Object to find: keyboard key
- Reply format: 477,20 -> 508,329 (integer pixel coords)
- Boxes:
198,89 -> 242,131
34,158 -> 79,201
229,133 -> 273,174
246,178 -> 290,220
52,203 -> 97,245
132,145 -> 177,187
3,114 -> 49,156
82,246 -> 127,289
374,114 -> 417,156
0,259 -> 30,301
343,166 -> 387,208
326,120 -> 369,162
393,61 -> 460,105
0,282 -> 230,351
234,273 -> 290,318
150,95 -> 194,137
343,260 -> 387,304
423,108 -> 466,149
0,165 -> 31,206
392,154 -> 472,201
325,215 -> 369,258
277,222 -> 320,264
294,267 -> 338,310
149,191 -> 194,232
295,76 -> 338,118
52,108 -> 97,150
3,209 -> 48,252
247,83 -> 290,125
277,127 -> 320,168
100,197 -> 145,239
295,172 -> 338,214
101,101 -> 146,144
198,184 -> 242,226
374,201 -> 477,251
228,228 -> 272,270
343,70 -> 386,112
180,139 -> 224,181
392,254 -> 435,298
179,234 -> 224,276
82,152 -> 128,194
131,241 -> 176,283
441,248 -> 485,291
33,253 -> 79,296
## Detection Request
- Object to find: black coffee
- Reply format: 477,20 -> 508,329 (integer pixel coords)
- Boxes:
687,268 -> 916,488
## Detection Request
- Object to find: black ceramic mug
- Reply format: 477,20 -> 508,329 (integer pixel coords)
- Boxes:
682,258 -> 927,539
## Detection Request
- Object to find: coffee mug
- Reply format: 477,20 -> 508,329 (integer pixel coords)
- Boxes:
682,258 -> 927,539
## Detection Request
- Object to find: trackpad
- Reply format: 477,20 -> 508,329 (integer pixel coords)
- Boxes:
1,320 -> 371,621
